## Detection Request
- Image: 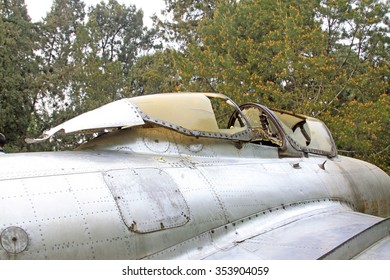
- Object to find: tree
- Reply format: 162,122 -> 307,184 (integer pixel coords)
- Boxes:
26,0 -> 155,151
0,0 -> 38,152
176,0 -> 389,172
177,0 -> 328,106
86,0 -> 151,74
155,0 -> 217,48
322,94 -> 389,173
22,0 -> 87,151
68,0 -> 155,111
129,49 -> 181,95
318,0 -> 390,173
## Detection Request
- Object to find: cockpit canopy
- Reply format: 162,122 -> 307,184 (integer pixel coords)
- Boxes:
131,93 -> 248,137
26,92 -> 336,157
272,110 -> 336,156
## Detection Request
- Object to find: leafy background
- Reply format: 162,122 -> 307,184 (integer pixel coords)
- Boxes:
0,0 -> 389,173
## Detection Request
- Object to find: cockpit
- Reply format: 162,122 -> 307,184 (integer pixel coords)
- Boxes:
26,92 -> 337,157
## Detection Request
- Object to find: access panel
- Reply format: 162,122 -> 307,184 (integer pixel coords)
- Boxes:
103,168 -> 190,233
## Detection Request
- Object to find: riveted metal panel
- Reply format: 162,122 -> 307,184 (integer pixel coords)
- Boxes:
104,168 -> 190,233
142,129 -> 171,153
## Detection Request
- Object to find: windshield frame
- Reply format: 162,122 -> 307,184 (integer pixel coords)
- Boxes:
272,109 -> 337,157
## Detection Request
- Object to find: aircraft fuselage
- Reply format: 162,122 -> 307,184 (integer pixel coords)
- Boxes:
1,127 -> 389,259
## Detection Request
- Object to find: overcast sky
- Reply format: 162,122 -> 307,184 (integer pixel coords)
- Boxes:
24,0 -> 166,26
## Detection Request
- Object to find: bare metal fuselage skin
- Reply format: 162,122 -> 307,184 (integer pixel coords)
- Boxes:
1,127 -> 389,260
1,93 -> 389,259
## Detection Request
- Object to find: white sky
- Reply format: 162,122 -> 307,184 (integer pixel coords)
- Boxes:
25,0 -> 166,26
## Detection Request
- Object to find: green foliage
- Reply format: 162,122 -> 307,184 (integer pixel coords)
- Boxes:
129,50 -> 181,95
0,0 -> 38,152
1,0 -> 159,152
86,0 -> 146,73
27,0 -> 87,150
174,0 -> 389,172
0,0 -> 388,174
27,0 -> 155,150
177,0 -> 326,105
67,0 -> 156,113
155,0 -> 217,47
322,94 -> 389,174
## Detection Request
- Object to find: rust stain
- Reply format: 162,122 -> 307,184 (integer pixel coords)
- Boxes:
370,200 -> 378,216
360,199 -> 390,217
